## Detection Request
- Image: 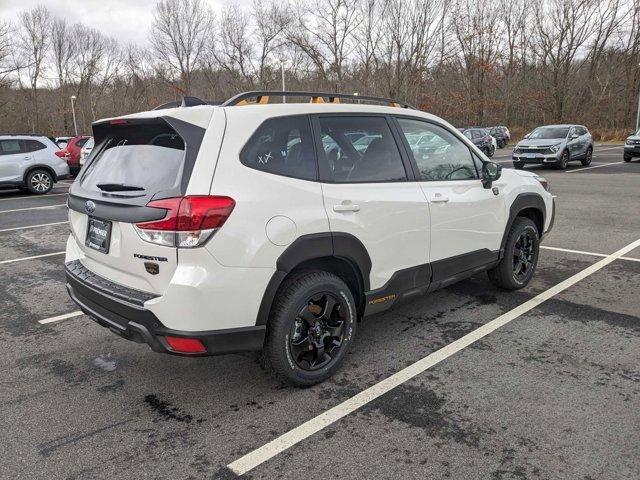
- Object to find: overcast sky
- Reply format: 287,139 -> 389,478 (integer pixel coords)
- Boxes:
0,0 -> 252,47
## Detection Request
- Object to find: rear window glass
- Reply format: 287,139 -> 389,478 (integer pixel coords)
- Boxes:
240,115 -> 316,180
25,140 -> 47,152
80,122 -> 185,194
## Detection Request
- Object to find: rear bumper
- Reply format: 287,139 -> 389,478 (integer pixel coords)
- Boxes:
65,261 -> 266,356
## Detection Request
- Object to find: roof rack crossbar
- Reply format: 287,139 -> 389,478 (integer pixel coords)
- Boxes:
221,91 -> 415,109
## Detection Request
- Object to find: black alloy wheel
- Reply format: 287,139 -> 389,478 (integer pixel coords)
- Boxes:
512,231 -> 536,283
289,292 -> 346,371
488,216 -> 539,290
581,147 -> 592,166
263,270 -> 356,386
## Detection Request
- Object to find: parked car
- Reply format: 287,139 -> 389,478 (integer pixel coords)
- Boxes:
55,136 -> 72,149
64,91 -> 554,386
55,135 -> 90,175
512,124 -> 593,170
0,134 -> 70,194
459,127 -> 495,157
489,126 -> 509,148
623,129 -> 640,162
79,136 -> 94,166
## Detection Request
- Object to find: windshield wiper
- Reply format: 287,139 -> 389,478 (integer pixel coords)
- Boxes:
96,183 -> 145,192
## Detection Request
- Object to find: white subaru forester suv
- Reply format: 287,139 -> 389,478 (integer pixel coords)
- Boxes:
65,92 -> 555,386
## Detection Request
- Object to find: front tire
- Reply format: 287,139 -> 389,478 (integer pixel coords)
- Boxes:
556,150 -> 569,170
488,217 -> 540,290
513,162 -> 524,170
263,271 -> 357,386
26,169 -> 54,194
581,147 -> 592,166
624,153 -> 632,162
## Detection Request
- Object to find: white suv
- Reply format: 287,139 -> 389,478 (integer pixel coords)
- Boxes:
65,92 -> 555,386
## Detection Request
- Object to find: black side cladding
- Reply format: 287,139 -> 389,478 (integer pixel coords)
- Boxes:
256,232 -> 372,325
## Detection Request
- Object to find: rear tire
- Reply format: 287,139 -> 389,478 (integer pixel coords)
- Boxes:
263,270 -> 357,387
25,169 -> 54,194
488,217 -> 540,290
581,147 -> 592,166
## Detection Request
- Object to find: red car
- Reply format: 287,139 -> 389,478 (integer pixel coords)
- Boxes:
55,135 -> 90,175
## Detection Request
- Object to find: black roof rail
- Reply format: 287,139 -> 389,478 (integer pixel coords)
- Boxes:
153,96 -> 211,110
221,91 -> 416,109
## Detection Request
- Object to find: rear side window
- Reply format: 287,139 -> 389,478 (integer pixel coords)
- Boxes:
240,115 -> 316,181
317,116 -> 407,183
0,139 -> 24,155
80,121 -> 186,194
24,140 -> 47,152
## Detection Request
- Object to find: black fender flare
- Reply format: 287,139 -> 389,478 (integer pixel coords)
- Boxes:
500,192 -> 546,255
255,232 -> 372,325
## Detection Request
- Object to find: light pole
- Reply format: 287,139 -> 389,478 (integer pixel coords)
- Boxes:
70,95 -> 78,136
281,61 -> 286,103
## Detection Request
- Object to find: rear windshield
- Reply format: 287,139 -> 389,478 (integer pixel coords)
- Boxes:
80,122 -> 185,195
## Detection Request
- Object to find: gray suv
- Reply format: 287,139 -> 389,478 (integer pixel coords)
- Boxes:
624,129 -> 640,162
512,124 -> 593,170
0,135 -> 70,194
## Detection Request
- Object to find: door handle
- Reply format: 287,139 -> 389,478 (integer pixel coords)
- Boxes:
333,203 -> 360,212
431,194 -> 449,203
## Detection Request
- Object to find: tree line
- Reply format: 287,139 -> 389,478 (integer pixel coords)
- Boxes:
0,0 -> 639,140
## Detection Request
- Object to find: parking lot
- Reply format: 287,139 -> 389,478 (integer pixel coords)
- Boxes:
1,144 -> 638,479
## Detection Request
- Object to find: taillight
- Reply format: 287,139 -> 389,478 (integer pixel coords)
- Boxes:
134,196 -> 235,248
55,150 -> 65,158
164,336 -> 206,354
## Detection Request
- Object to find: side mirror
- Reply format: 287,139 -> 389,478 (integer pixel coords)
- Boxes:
482,162 -> 502,189
523,133 -> 530,139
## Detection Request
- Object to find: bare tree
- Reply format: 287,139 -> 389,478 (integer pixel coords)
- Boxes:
212,3 -> 255,88
252,0 -> 291,88
288,0 -> 362,91
18,6 -> 51,131
151,0 -> 213,95
533,0 -> 599,121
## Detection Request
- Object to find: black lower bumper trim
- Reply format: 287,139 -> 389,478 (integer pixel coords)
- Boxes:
66,266 -> 265,356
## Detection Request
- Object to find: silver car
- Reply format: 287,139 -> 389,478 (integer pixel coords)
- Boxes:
512,124 -> 593,170
0,135 -> 70,194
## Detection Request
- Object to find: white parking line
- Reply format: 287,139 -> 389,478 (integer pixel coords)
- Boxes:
227,237 -> 640,476
0,204 -> 67,214
541,245 -> 640,263
0,221 -> 69,233
566,161 -> 624,173
0,251 -> 64,265
38,311 -> 83,325
0,192 -> 68,202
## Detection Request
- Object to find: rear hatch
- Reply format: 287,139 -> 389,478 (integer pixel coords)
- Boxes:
67,116 -> 206,295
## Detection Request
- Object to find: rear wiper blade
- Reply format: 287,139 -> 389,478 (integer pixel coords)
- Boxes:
96,183 -> 146,192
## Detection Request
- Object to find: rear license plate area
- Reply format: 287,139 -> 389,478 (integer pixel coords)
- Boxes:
86,217 -> 112,254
